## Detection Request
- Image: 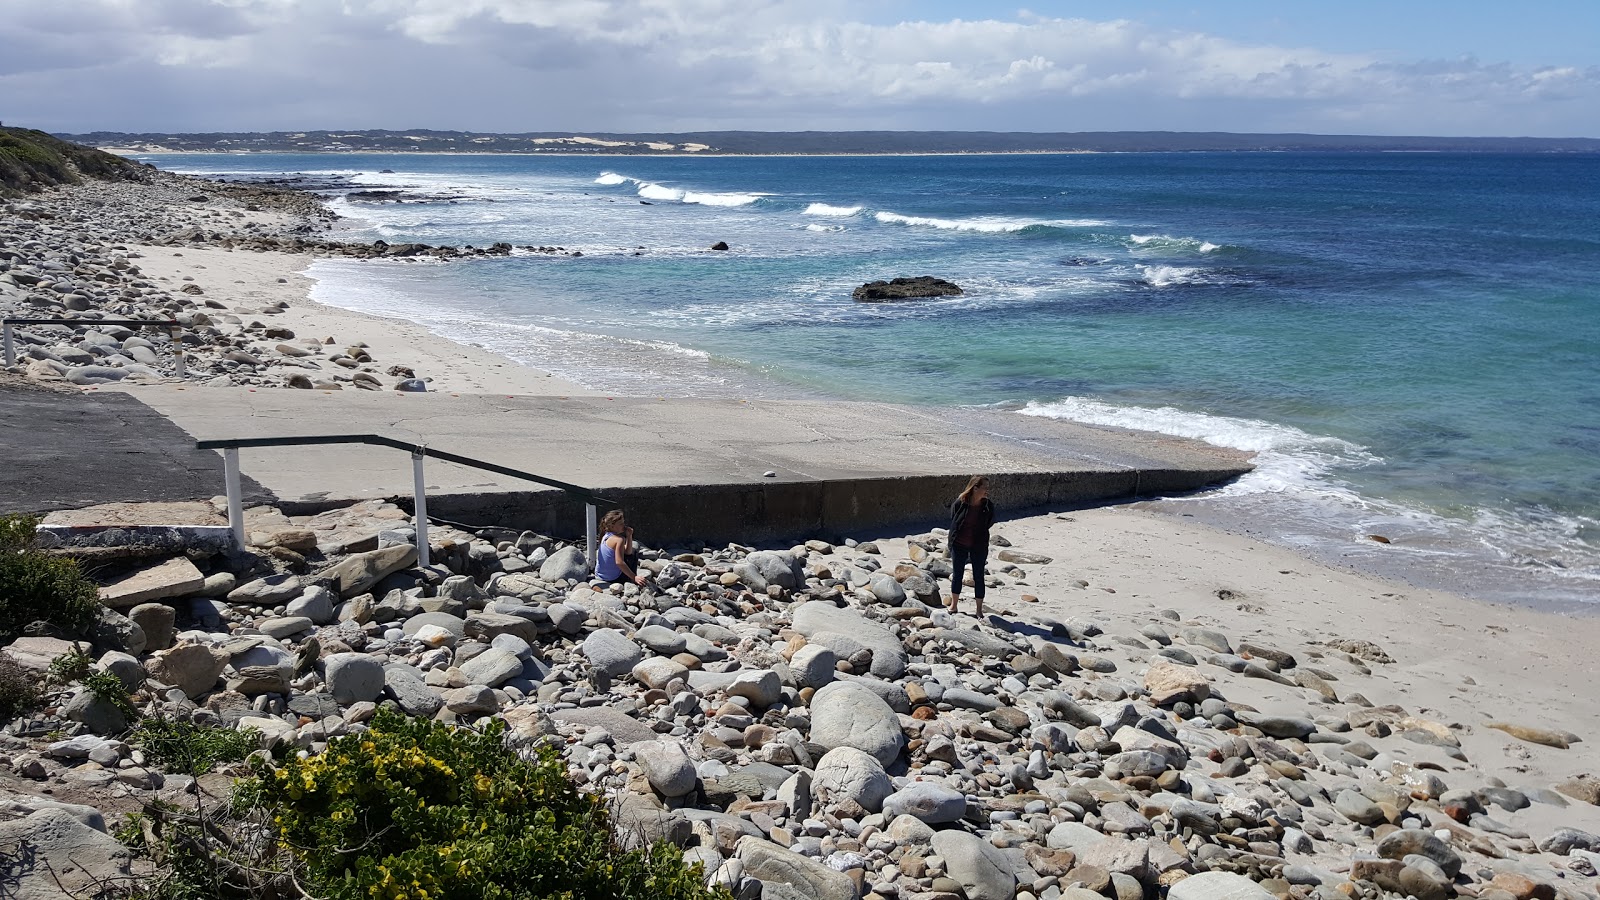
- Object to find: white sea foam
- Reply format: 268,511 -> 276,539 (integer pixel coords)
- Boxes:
1130,233 -> 1223,253
875,212 -> 1108,232
802,223 -> 847,233
595,171 -> 768,206
804,203 -> 863,217
1138,265 -> 1210,287
1019,396 -> 1377,499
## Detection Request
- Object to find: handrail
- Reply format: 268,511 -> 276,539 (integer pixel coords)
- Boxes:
2,318 -> 180,367
194,434 -> 613,505
195,433 -> 611,573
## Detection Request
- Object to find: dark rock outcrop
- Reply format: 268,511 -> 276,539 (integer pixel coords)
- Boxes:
852,276 -> 964,302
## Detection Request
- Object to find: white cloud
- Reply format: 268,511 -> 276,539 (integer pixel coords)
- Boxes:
0,0 -> 1593,134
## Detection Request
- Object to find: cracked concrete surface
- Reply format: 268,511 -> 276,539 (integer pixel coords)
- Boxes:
105,385 -> 1252,506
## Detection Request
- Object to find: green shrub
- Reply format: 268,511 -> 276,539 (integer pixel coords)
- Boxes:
0,515 -> 102,643
48,647 -> 94,685
132,718 -> 258,777
243,709 -> 730,900
85,669 -> 139,722
0,656 -> 42,722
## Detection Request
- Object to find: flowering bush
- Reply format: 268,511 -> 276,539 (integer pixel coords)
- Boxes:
244,709 -> 727,900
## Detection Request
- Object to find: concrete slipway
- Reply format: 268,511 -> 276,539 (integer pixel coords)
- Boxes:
82,385 -> 1252,545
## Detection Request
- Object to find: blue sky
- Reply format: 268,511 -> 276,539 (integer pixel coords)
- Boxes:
0,0 -> 1595,136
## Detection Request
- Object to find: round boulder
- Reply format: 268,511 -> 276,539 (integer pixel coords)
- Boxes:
809,681 -> 904,765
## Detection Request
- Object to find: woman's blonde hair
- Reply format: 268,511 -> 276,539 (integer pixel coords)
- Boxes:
600,509 -> 626,534
958,475 -> 989,505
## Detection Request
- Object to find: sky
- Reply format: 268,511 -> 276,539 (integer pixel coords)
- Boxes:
1,0 -> 1596,137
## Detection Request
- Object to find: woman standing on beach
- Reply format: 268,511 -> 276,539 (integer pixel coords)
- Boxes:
947,476 -> 995,616
595,510 -> 649,587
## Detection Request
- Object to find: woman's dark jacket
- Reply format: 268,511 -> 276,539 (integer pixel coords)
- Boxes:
948,497 -> 995,549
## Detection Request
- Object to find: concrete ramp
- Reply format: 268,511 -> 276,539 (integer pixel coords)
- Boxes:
106,385 -> 1252,544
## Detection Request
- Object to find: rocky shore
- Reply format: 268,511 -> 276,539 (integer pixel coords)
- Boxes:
0,169 -> 584,392
4,497 -> 1598,899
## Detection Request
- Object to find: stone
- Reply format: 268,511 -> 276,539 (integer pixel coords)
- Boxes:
1555,775 -> 1600,806
614,792 -> 691,850
1238,712 -> 1315,739
809,681 -> 904,765
792,602 -> 907,679
324,653 -> 386,705
258,616 -> 313,640
384,664 -> 444,717
146,642 -> 229,698
128,603 -> 176,651
813,747 -> 894,813
737,836 -> 859,900
89,607 -> 146,655
1334,789 -> 1386,825
228,644 -> 294,695
443,685 -> 500,716
869,573 -> 906,604
881,782 -> 966,824
1399,859 -> 1453,900
791,643 -> 837,689
98,556 -> 204,608
227,573 -> 303,605
1375,829 -> 1461,878
1144,661 -> 1210,705
459,647 -> 524,688
932,829 -> 1015,900
728,669 -> 782,707
324,544 -> 418,597
746,550 -> 804,589
0,808 -> 132,898
1178,627 -> 1233,655
633,656 -> 690,690
852,276 -> 964,302
583,628 -> 645,678
404,612 -> 467,639
1166,872 -> 1275,900
286,586 -> 337,625
62,689 -> 129,736
237,715 -> 298,749
551,706 -> 659,745
1538,827 -> 1600,855
636,624 -> 688,655
539,545 -> 588,583
3,636 -> 78,672
97,650 -> 145,691
636,740 -> 698,798
463,611 -> 540,644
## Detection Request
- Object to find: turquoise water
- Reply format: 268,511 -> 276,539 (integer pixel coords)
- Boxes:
147,151 -> 1600,607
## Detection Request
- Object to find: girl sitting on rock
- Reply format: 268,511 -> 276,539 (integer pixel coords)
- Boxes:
595,509 -> 648,587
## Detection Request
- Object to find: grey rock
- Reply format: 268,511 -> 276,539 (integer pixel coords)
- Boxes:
931,829 -> 1015,900
1166,872 -> 1275,900
1538,827 -> 1600,855
539,545 -> 588,583
551,706 -> 659,745
324,653 -> 385,705
809,680 -> 904,765
89,607 -> 146,655
62,690 -> 129,736
1334,789 -> 1386,825
868,573 -> 906,604
635,740 -> 698,798
791,602 -> 907,679
813,747 -> 893,813
402,612 -> 467,638
728,669 -> 782,707
746,550 -> 803,590
324,544 -> 418,598
459,648 -> 524,688
1375,829 -> 1462,878
384,663 -> 443,716
443,685 -> 500,716
286,586 -> 337,625
636,624 -> 687,655
791,643 -> 836,689
463,611 -> 539,644
146,642 -> 229,698
128,603 -> 176,651
227,573 -> 303,605
881,782 -> 966,824
614,792 -> 691,850
1179,627 -> 1233,655
737,836 -> 858,900
0,808 -> 131,898
582,629 -> 644,678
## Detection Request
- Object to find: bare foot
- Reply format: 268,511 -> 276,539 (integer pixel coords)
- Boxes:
947,594 -> 960,613
975,599 -> 985,617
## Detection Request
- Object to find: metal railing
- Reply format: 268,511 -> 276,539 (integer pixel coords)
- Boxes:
3,318 -> 182,371
194,434 -> 613,571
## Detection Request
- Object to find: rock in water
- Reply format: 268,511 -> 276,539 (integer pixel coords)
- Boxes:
852,276 -> 964,302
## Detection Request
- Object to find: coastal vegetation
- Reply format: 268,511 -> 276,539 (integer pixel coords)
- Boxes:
0,514 -> 103,642
0,125 -> 145,195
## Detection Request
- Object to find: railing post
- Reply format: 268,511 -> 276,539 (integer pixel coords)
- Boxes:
585,503 -> 598,574
412,446 -> 430,569
2,322 -> 14,368
223,448 -> 245,550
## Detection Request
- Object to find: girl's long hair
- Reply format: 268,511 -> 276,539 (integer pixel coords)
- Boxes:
600,509 -> 626,534
957,475 -> 989,506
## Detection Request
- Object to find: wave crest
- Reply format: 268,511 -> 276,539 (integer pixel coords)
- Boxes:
804,203 -> 863,217
876,211 -> 1108,232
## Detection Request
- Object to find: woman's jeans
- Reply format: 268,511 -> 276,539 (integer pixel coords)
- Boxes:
951,543 -> 987,599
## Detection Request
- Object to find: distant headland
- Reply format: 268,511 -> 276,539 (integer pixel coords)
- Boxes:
52,128 -> 1600,155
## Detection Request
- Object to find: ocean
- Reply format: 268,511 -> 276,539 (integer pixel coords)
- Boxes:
144,151 -> 1600,610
